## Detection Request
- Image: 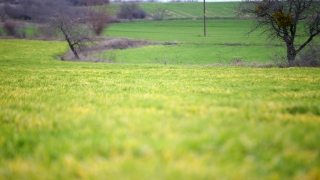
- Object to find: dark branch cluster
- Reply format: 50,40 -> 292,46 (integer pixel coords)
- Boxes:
273,11 -> 293,27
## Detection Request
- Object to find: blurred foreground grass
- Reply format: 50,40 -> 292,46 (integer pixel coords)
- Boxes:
0,39 -> 320,179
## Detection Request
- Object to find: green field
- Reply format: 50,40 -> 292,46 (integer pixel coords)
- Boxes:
106,20 -> 264,44
1,2 -> 320,179
101,17 -> 320,64
100,19 -> 286,64
1,39 -> 320,179
94,44 -> 278,64
140,2 -> 239,19
108,2 -> 239,19
100,2 -> 320,65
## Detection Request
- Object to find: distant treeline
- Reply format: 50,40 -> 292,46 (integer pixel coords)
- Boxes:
0,0 -> 109,22
0,0 -> 109,6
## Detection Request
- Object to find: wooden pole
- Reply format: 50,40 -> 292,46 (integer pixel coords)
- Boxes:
204,0 -> 206,37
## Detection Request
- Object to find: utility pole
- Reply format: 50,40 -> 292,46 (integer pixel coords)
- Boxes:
203,0 -> 206,37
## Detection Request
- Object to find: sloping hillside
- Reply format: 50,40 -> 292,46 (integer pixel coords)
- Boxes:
109,2 -> 239,19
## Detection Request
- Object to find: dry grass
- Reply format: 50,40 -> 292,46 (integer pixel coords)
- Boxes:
61,37 -> 161,62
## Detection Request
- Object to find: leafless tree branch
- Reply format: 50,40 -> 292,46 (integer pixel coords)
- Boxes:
238,0 -> 320,62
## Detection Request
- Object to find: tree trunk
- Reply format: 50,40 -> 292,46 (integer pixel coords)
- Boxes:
286,42 -> 296,63
69,43 -> 80,60
61,27 -> 80,60
283,29 -> 296,63
66,37 -> 80,60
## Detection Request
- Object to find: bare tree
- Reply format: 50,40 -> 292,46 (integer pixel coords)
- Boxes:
1,0 -> 109,59
51,12 -> 95,60
238,0 -> 320,63
83,5 -> 110,35
47,0 -> 110,60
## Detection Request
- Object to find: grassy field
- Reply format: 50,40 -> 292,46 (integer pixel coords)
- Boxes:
105,20 -> 265,44
1,39 -> 320,179
140,2 -> 239,19
101,1 -> 320,65
2,2 -> 317,64
108,2 -> 239,19
101,16 -> 320,64
101,19 -> 286,64
94,44 -> 279,64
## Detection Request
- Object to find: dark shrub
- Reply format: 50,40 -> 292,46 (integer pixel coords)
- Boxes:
3,21 -> 27,38
3,21 -> 17,36
34,25 -> 57,39
132,9 -> 146,19
117,2 -> 147,21
292,46 -> 320,67
66,0 -> 108,6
